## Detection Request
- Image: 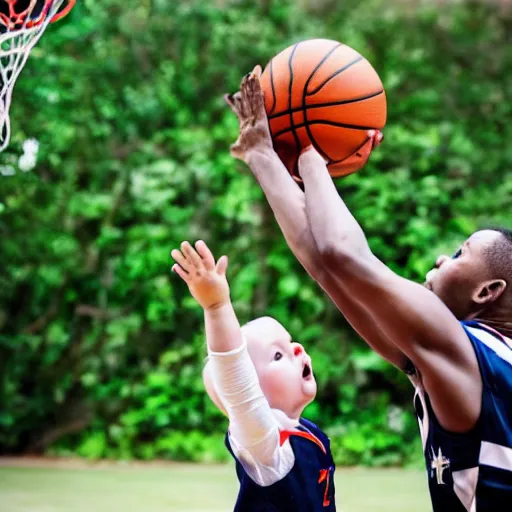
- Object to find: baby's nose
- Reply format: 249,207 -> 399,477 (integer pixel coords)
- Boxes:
293,343 -> 304,357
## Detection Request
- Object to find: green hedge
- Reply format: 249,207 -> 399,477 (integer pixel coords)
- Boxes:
0,0 -> 511,465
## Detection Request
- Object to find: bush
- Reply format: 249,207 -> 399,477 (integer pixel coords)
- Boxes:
1,0 -> 511,465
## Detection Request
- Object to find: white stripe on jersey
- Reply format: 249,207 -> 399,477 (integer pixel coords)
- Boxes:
480,441 -> 512,472
466,327 -> 512,367
452,467 -> 478,512
411,380 -> 429,452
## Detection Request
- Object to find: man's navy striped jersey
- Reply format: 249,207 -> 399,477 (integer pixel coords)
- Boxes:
412,321 -> 512,511
225,417 -> 336,512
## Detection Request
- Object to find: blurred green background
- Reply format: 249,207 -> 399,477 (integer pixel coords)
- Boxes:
1,0 -> 511,488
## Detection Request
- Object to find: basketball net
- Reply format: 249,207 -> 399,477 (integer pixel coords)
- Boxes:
0,0 -> 74,153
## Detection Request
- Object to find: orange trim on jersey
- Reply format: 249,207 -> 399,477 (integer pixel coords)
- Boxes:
318,468 -> 332,507
279,429 -> 327,454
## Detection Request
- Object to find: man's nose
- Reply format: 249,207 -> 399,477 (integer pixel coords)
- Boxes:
435,255 -> 450,268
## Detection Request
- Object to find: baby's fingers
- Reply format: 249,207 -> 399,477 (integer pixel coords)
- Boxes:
172,263 -> 189,282
181,241 -> 203,269
171,248 -> 191,273
195,240 -> 215,270
216,255 -> 229,275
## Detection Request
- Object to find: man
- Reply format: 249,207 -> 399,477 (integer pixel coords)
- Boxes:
224,67 -> 512,511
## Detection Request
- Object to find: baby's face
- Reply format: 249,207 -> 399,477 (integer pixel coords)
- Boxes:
244,317 -> 317,419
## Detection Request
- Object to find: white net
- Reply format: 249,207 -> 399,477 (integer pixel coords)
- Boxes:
0,0 -> 66,152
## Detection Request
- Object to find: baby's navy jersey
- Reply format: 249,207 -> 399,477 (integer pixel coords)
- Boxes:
412,321 -> 512,511
226,417 -> 336,512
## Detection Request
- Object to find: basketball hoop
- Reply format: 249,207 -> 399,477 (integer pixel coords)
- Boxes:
0,0 -> 75,153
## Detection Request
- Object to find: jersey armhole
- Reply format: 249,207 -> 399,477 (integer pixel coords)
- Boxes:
461,323 -> 498,392
402,357 -> 417,376
227,429 -> 296,487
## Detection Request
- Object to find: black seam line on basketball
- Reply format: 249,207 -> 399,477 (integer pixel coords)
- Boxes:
304,42 -> 342,93
306,56 -> 364,97
272,120 -> 376,140
268,90 -> 384,120
269,58 -> 277,115
288,43 -> 301,155
301,44 -> 343,162
328,137 -> 375,165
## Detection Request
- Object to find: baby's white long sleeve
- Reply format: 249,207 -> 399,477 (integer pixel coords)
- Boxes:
208,340 -> 278,458
208,340 -> 296,485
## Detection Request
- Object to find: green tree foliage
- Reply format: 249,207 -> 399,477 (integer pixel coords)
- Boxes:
0,0 -> 511,464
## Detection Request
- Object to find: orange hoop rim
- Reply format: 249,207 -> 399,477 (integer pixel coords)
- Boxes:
50,0 -> 75,24
0,0 -> 75,31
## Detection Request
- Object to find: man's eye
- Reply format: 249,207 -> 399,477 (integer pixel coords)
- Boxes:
452,248 -> 462,259
274,352 -> 282,361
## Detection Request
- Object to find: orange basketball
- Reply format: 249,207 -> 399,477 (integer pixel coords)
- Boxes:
260,39 -> 387,178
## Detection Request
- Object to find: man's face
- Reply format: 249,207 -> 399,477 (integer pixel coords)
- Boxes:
424,230 -> 501,319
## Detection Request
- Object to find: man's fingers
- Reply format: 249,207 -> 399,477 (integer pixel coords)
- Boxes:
241,72 -> 251,88
195,240 -> 215,270
181,241 -> 203,269
233,69 -> 266,122
224,93 -> 239,115
251,64 -> 262,78
356,138 -> 373,160
171,249 -> 191,273
367,129 -> 384,148
224,92 -> 247,122
240,72 -> 265,122
225,92 -> 247,122
239,75 -> 252,118
232,91 -> 246,118
248,74 -> 265,117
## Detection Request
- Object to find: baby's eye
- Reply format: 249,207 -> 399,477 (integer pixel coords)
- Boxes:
274,352 -> 282,361
452,248 -> 462,259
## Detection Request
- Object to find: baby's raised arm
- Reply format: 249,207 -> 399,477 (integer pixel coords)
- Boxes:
171,241 -> 280,466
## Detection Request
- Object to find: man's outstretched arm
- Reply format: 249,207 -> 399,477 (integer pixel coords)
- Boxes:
246,150 -> 407,370
225,68 -> 408,370
298,146 -> 482,433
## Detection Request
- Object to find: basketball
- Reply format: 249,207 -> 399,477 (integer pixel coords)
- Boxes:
260,39 -> 387,178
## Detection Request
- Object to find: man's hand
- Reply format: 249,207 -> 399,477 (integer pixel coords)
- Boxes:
328,129 -> 384,177
298,145 -> 328,175
299,130 -> 383,179
224,65 -> 273,163
171,240 -> 230,311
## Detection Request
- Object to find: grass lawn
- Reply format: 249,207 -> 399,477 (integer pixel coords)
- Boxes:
0,459 -> 430,512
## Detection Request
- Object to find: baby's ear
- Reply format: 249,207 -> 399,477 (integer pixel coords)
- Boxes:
203,360 -> 228,417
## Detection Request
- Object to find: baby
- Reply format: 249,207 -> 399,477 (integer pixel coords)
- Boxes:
171,240 -> 336,511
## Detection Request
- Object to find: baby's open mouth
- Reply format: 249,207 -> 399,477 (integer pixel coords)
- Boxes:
302,363 -> 311,379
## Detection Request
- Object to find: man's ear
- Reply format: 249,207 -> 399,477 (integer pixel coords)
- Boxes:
472,279 -> 507,305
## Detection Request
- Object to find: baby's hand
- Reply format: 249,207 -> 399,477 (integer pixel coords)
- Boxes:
171,240 -> 230,311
